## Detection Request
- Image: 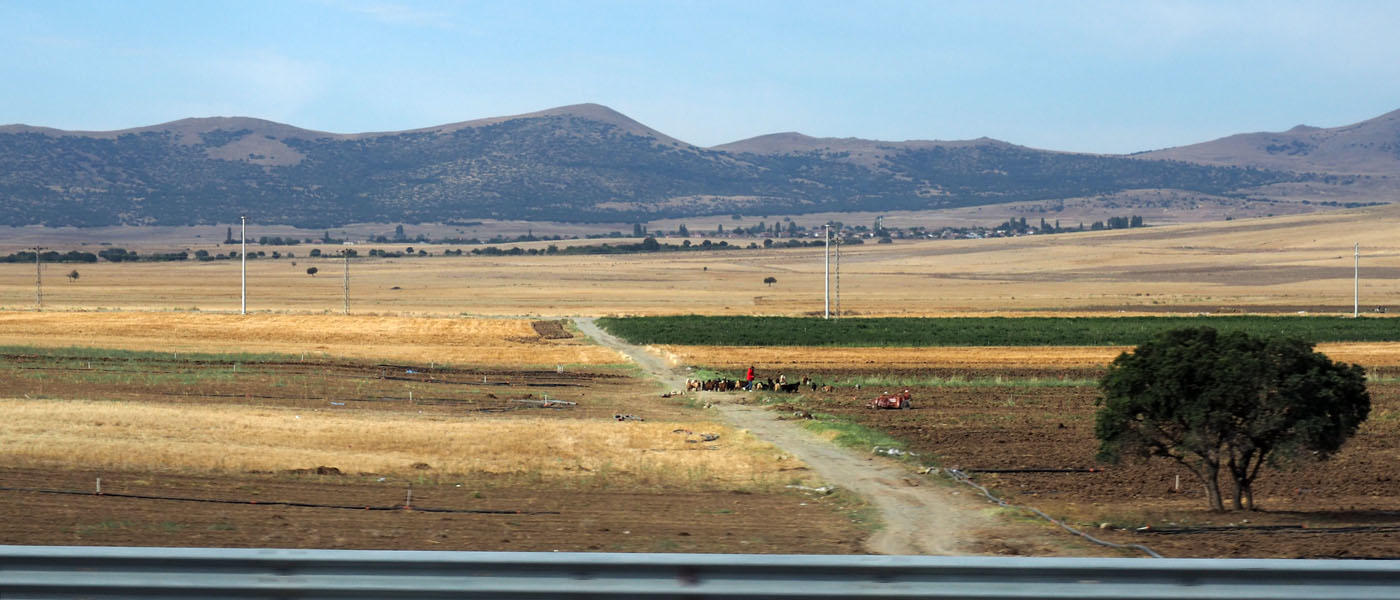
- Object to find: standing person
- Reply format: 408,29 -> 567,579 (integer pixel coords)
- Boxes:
745,365 -> 756,391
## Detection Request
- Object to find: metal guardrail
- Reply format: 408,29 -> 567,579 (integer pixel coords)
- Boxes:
2,545 -> 1399,599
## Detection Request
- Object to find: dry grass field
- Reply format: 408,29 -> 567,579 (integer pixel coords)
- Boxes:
4,205 -> 1399,556
1,205 -> 1398,316
0,312 -> 618,367
0,399 -> 786,490
0,319 -> 872,553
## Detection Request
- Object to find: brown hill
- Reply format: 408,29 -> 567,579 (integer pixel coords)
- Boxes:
0,103 -> 1345,227
1138,109 -> 1400,174
354,103 -> 690,147
0,104 -> 689,168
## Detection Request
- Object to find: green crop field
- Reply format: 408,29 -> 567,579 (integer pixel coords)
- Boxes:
596,316 -> 1400,347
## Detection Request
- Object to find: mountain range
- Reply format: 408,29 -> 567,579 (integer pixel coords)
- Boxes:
1,104 -> 1396,228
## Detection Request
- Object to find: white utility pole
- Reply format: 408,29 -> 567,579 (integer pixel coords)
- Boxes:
1354,242 -> 1360,318
343,251 -> 350,315
32,246 -> 44,309
240,216 -> 247,315
824,224 -> 830,319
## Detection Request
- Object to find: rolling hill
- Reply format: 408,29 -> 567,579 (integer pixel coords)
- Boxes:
1,103 -> 1383,228
1138,109 -> 1400,174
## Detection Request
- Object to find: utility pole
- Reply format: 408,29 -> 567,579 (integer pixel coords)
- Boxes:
834,234 -> 841,318
823,224 -> 830,319
32,246 -> 44,309
240,216 -> 247,315
1354,242 -> 1360,318
343,251 -> 350,315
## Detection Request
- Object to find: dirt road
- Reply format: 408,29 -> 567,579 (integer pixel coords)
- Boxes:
573,317 -> 986,555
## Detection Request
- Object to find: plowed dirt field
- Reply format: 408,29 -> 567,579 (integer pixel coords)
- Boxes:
0,468 -> 862,553
0,347 -> 870,552
754,369 -> 1400,558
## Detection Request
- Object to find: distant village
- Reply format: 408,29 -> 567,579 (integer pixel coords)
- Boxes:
1,215 -> 1149,264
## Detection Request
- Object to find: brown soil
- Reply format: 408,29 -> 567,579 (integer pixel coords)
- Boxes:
530,320 -> 575,339
0,353 -> 665,420
780,376 -> 1400,558
0,350 -> 870,552
575,318 -> 1088,557
0,468 -> 863,553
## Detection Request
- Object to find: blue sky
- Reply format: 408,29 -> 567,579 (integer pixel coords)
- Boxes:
3,1 -> 1398,153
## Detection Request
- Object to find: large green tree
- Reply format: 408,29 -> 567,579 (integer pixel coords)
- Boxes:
1095,327 -> 1369,511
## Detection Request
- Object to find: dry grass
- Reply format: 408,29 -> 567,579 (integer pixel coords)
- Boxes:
664,342 -> 1400,370
0,312 -> 620,367
0,398 -> 793,490
2,205 -> 1398,316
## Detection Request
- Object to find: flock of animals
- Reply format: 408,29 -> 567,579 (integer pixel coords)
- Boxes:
685,375 -> 816,393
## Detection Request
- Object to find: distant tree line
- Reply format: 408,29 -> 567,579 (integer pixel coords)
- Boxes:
0,250 -> 99,263
465,236 -> 837,257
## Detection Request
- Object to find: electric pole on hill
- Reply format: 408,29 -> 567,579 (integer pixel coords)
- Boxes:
343,250 -> 350,315
240,216 -> 247,315
32,246 -> 44,310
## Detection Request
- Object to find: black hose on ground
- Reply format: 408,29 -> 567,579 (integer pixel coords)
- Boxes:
942,468 -> 1164,558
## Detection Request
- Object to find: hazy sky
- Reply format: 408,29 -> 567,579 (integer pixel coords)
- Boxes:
3,1 -> 1398,153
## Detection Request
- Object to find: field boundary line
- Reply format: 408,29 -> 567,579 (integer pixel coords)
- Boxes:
0,485 -> 560,515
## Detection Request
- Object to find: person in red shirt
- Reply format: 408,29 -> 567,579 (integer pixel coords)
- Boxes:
745,365 -> 756,391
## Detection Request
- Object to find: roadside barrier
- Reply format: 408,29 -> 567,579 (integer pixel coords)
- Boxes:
3,545 -> 1398,598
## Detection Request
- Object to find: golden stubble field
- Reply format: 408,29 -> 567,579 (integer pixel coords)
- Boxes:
0,312 -> 803,492
1,205 -> 1398,316
0,399 -> 783,490
0,312 -> 618,367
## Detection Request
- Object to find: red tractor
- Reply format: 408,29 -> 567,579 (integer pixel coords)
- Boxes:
867,389 -> 912,410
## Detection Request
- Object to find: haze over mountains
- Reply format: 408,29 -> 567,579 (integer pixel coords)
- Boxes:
1,104 -> 1396,228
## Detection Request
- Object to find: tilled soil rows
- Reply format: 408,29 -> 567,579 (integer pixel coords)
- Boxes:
0,468 -> 863,553
763,370 -> 1400,558
0,353 -> 649,419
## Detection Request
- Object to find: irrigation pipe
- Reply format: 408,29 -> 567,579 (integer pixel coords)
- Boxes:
942,468 -> 1164,558
0,485 -> 560,515
964,468 -> 1102,474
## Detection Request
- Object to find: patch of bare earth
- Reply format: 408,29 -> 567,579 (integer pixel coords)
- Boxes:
574,318 -> 1086,556
772,370 -> 1400,559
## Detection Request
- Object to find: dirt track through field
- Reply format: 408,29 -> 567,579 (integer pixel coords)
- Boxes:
573,317 -> 982,555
